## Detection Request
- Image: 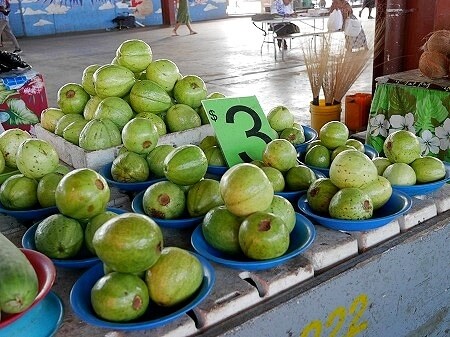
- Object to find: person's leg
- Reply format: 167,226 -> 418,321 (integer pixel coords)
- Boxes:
172,22 -> 181,35
186,22 -> 197,34
368,7 -> 373,19
0,20 -> 19,51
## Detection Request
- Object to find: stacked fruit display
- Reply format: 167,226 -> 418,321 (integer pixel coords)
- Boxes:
106,117 -> 164,183
32,168 -> 112,259
40,39 -> 216,152
301,121 -> 369,171
378,130 -> 446,186
86,213 -> 205,322
0,128 -> 70,212
200,134 -> 318,196
135,144 -> 225,222
200,162 -> 298,260
266,105 -> 308,147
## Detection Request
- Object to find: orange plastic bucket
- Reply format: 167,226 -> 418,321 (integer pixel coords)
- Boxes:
345,93 -> 372,132
310,100 -> 342,132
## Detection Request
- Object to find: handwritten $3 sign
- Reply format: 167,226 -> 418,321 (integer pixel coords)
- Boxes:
201,96 -> 277,167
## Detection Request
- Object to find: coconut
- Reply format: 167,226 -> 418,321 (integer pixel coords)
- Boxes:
418,51 -> 449,79
425,30 -> 450,57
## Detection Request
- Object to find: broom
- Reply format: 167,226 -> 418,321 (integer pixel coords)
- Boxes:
301,34 -> 330,106
332,47 -> 372,104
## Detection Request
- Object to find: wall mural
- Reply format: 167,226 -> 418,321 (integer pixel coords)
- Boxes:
8,0 -> 227,37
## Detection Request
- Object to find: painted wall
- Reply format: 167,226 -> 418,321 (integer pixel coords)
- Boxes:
8,0 -> 227,37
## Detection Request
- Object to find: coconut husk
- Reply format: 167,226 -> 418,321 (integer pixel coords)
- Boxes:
419,50 -> 449,79
424,30 -> 450,57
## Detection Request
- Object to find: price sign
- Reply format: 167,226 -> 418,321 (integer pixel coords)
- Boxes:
201,96 -> 276,167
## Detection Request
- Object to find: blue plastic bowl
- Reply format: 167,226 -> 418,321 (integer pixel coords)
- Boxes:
391,162 -> 450,196
297,190 -> 412,231
21,207 -> 127,269
99,162 -> 166,192
132,190 -> 203,229
70,254 -> 215,331
294,125 -> 318,152
191,212 -> 316,271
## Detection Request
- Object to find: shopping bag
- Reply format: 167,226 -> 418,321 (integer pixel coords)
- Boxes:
344,17 -> 362,37
327,9 -> 343,32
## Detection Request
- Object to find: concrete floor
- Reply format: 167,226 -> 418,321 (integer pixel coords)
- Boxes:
11,16 -> 375,127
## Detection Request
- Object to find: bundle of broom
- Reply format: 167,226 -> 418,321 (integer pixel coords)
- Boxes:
301,32 -> 373,106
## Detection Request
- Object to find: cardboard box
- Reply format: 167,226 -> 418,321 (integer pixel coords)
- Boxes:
34,124 -> 215,170
0,71 -> 48,134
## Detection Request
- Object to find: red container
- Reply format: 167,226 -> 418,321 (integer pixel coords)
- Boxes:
344,93 -> 372,132
0,73 -> 48,133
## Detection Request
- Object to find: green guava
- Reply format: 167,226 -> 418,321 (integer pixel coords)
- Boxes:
219,163 -> 274,217
145,247 -> 203,307
57,83 -> 90,115
145,58 -> 181,92
202,205 -> 242,255
40,108 -> 66,133
55,168 -> 110,220
16,139 -> 60,179
266,105 -> 294,132
142,180 -> 186,219
111,152 -> 150,182
116,39 -> 153,73
34,213 -> 84,259
91,272 -> 149,322
93,213 -> 163,273
262,138 -> 298,172
173,75 -> 207,109
239,211 -> 290,260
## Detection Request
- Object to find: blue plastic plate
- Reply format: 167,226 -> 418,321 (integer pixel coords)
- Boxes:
131,190 -> 203,229
391,162 -> 450,196
0,291 -> 64,337
21,207 -> 127,269
99,162 -> 166,192
275,170 -> 326,203
70,254 -> 215,331
206,164 -> 228,176
0,202 -> 58,222
297,189 -> 412,231
301,144 -> 379,177
191,212 -> 316,271
294,125 -> 318,152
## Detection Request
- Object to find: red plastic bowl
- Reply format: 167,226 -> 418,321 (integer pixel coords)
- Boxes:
0,248 -> 56,328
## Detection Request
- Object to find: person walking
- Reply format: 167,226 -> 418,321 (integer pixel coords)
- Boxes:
172,0 -> 197,36
359,0 -> 375,19
0,0 -> 21,54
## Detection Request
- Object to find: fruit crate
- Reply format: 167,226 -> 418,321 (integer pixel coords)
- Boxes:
34,124 -> 215,170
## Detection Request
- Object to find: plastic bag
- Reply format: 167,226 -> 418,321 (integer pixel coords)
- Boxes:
344,17 -> 362,37
327,9 -> 343,32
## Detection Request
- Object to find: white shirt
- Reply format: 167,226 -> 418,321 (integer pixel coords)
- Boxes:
270,0 -> 294,15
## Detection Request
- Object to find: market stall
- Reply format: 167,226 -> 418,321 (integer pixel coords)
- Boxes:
0,38 -> 449,337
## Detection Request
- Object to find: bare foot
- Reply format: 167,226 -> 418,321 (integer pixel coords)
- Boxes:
172,30 -> 179,36
190,31 -> 197,35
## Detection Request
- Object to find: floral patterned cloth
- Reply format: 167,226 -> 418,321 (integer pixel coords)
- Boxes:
366,83 -> 450,163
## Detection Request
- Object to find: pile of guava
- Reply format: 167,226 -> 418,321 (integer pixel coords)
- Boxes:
200,162 -> 295,260
40,39 -> 223,152
90,213 -> 204,322
0,128 -> 69,210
